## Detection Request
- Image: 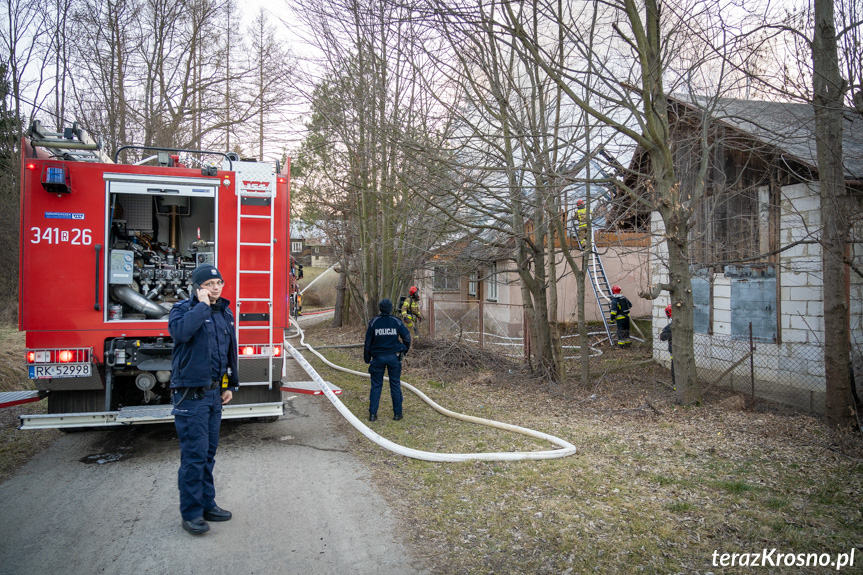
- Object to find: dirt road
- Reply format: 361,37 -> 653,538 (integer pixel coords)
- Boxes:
0,390 -> 429,575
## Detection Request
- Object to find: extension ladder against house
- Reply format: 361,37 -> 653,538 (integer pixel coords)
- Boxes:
579,232 -> 616,345
235,172 -> 276,387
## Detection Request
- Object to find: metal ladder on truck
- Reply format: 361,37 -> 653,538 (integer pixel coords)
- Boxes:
235,177 -> 276,388
579,231 -> 617,346
27,120 -> 112,163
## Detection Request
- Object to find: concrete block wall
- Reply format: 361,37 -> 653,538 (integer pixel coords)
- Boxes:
648,183 -> 842,407
779,183 -> 824,348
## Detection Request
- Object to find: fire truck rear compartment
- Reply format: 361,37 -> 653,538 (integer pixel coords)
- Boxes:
105,182 -> 216,321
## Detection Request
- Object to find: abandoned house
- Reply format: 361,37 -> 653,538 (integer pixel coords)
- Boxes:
631,95 -> 863,411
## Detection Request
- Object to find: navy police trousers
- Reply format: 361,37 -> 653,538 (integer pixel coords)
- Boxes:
368,354 -> 403,417
172,388 -> 222,521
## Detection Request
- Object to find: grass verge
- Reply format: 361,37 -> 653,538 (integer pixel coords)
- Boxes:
298,323 -> 863,575
0,325 -> 60,484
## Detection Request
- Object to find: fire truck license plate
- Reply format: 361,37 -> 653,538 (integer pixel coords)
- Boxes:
28,364 -> 92,379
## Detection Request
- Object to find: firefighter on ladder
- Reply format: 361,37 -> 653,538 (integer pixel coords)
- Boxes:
401,286 -> 422,337
609,284 -> 632,347
575,199 -> 588,246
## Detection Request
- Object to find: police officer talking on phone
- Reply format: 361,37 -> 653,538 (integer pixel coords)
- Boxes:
364,298 -> 411,422
169,264 -> 239,535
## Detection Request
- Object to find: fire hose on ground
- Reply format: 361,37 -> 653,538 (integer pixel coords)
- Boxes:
285,319 -> 576,462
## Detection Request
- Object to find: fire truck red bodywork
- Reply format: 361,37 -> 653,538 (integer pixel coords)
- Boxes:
18,135 -> 297,427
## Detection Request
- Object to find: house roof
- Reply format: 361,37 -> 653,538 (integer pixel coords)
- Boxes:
674,95 -> 863,179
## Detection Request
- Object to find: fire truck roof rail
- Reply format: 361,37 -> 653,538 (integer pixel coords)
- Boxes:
114,145 -> 233,170
28,120 -> 112,163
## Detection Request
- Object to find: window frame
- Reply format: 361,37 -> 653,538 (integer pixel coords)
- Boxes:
433,265 -> 460,292
468,272 -> 477,297
487,263 -> 498,301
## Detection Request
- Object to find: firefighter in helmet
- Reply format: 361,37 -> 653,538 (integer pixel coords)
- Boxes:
659,304 -> 674,387
608,284 -> 633,347
575,199 -> 588,246
401,286 -> 423,336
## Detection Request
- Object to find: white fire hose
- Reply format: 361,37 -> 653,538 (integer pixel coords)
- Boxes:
285,320 -> 576,462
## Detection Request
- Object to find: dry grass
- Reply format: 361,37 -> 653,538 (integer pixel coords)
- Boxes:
299,322 -> 863,575
0,325 -> 60,484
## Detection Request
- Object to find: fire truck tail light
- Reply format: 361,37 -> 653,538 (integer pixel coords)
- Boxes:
27,348 -> 90,364
240,345 -> 282,357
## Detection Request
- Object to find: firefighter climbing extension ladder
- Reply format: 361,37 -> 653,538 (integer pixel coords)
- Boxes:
235,164 -> 276,388
579,232 -> 616,345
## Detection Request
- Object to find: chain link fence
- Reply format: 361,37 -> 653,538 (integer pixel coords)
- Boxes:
653,327 -> 832,414
428,299 -> 526,358
429,299 -> 853,416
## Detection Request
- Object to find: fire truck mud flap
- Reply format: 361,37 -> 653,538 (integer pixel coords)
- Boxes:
18,402 -> 284,430
280,380 -> 342,395
0,390 -> 44,410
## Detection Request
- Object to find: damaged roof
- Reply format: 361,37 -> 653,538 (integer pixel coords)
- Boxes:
674,94 -> 863,179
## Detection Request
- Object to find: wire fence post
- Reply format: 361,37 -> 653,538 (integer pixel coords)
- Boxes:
429,297 -> 435,339
749,322 -> 755,406
478,300 -> 484,350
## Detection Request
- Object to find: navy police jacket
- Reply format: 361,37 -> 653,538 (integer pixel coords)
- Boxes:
169,297 -> 239,390
364,312 -> 411,364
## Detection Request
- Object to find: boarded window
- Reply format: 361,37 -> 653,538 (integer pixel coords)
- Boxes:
727,264 -> 777,343
691,275 -> 711,334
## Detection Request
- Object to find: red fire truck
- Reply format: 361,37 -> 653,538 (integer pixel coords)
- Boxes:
16,121 -> 304,429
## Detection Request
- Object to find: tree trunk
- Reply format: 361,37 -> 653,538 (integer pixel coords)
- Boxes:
813,0 -> 856,428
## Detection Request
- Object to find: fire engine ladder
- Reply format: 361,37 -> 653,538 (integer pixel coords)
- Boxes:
235,185 -> 276,388
28,120 -> 112,163
579,232 -> 616,345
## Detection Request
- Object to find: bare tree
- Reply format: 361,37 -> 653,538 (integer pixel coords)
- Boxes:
292,0 -> 458,324
812,0 -> 856,428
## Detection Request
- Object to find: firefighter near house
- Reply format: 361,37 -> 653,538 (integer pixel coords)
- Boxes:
400,285 -> 422,336
609,285 -> 633,347
14,121 -> 303,429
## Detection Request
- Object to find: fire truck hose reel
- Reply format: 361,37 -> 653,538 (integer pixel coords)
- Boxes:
286,321 -> 576,462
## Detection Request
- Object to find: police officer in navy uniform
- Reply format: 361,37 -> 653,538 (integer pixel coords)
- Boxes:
364,298 -> 411,422
169,264 -> 239,535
